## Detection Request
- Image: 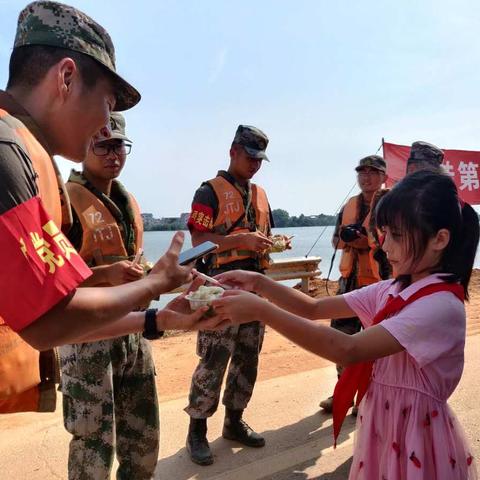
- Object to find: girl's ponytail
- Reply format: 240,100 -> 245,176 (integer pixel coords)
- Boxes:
451,202 -> 480,299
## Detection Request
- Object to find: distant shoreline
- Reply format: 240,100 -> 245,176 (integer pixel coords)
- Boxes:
143,224 -> 336,232
142,210 -> 337,232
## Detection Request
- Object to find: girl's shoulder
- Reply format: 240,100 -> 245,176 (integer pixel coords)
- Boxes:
403,288 -> 465,322
382,290 -> 466,367
399,276 -> 466,322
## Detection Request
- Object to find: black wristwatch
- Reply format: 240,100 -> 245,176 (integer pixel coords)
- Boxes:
142,308 -> 164,340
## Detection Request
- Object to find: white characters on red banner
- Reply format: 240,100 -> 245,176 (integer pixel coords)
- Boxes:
458,161 -> 480,191
443,160 -> 455,177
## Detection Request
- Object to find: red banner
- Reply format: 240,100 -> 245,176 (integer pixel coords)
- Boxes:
383,141 -> 480,204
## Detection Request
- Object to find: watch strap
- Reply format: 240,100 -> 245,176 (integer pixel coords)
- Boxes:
142,308 -> 164,340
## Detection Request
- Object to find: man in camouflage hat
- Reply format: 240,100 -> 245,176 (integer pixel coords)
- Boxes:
184,125 -> 276,465
0,1 -> 214,416
59,113 -> 159,480
13,0 -> 140,111
406,141 -> 444,175
319,155 -> 389,414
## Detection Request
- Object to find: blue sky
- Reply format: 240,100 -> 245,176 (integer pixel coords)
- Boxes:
1,0 -> 480,217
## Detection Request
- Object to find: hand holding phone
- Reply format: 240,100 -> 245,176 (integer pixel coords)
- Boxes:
178,241 -> 218,266
148,232 -> 195,293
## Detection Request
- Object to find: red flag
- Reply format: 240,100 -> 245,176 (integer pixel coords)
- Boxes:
383,141 -> 480,204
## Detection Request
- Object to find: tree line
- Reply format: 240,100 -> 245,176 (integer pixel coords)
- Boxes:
272,209 -> 336,228
144,221 -> 187,231
143,209 -> 337,231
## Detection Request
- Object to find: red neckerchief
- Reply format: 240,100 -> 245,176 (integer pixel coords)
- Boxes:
332,281 -> 464,447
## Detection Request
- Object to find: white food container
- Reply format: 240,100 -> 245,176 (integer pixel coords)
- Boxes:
185,286 -> 225,311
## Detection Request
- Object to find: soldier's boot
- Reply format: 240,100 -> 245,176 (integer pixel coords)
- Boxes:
319,395 -> 354,414
186,418 -> 214,466
319,395 -> 334,413
222,408 -> 265,448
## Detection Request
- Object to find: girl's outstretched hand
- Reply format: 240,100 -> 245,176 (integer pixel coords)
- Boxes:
211,290 -> 268,324
214,270 -> 262,292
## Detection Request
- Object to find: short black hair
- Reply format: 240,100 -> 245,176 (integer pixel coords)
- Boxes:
376,170 -> 479,298
7,45 -> 106,90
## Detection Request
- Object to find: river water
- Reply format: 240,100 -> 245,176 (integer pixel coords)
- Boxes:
143,226 -> 340,308
144,226 -> 480,308
144,226 -> 340,278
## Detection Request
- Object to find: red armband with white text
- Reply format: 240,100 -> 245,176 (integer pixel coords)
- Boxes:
187,203 -> 214,232
0,196 -> 91,331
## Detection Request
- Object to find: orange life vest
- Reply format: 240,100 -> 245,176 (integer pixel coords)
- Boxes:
208,176 -> 270,269
0,107 -> 62,413
338,195 -> 380,286
66,182 -> 143,269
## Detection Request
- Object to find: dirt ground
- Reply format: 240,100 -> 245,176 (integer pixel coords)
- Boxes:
2,272 -> 480,479
154,271 -> 480,402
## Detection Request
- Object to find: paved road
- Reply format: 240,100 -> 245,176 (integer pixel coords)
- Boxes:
1,336 -> 479,479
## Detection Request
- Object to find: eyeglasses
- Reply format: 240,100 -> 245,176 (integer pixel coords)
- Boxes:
92,142 -> 132,156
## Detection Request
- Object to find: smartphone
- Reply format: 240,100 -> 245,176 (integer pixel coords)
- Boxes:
178,241 -> 218,266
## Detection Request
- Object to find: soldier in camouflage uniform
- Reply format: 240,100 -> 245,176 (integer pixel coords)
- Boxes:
320,155 -> 388,415
59,114 -> 159,480
0,0 -> 142,414
184,125 -> 275,465
1,0 -> 210,426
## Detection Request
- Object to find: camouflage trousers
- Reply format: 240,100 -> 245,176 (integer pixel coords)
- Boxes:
59,334 -> 159,480
185,321 -> 265,418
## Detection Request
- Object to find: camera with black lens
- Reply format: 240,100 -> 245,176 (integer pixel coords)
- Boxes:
340,223 -> 366,243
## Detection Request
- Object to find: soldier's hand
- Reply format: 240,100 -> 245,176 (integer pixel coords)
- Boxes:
156,306 -> 227,332
149,232 -> 193,291
105,260 -> 144,285
244,231 -> 273,253
165,277 -> 205,314
283,235 -> 293,250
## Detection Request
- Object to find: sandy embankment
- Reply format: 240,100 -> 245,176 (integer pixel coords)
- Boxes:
153,270 -> 480,401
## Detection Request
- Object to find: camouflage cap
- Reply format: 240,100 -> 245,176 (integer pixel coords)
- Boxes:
355,155 -> 386,173
94,112 -> 131,144
14,1 -> 140,111
232,125 -> 269,161
408,141 -> 444,166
